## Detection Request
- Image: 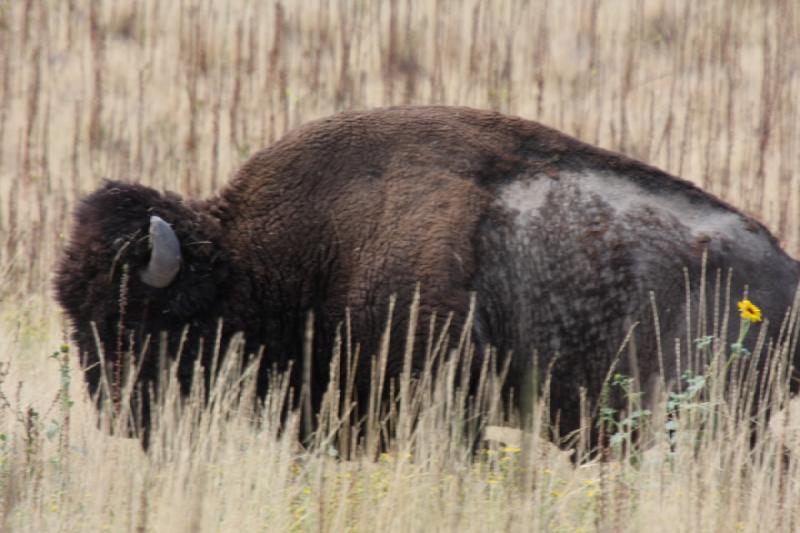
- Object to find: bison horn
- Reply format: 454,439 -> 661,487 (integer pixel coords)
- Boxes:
140,216 -> 182,288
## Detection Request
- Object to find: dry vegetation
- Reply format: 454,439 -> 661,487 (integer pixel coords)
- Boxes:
1,0 -> 800,531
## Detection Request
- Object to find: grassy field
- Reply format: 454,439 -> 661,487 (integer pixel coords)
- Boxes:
1,0 -> 800,531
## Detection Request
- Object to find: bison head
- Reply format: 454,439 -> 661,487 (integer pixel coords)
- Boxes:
55,181 -> 230,424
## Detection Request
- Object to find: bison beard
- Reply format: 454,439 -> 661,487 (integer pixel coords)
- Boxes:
54,105 -> 800,450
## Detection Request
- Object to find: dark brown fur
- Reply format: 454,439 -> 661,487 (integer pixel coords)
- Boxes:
55,106 -> 800,442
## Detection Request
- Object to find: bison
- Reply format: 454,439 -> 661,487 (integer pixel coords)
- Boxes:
55,106 -> 800,445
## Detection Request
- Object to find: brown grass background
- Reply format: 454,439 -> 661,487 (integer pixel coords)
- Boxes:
0,1 -> 799,531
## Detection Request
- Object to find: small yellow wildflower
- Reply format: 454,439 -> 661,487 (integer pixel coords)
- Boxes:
583,479 -> 594,486
487,473 -> 504,484
501,446 -> 521,454
737,299 -> 762,323
550,490 -> 561,498
302,487 -> 312,496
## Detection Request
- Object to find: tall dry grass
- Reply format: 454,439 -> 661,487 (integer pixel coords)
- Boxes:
0,0 -> 799,531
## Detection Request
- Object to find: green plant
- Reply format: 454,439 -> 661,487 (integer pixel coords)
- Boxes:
598,373 -> 652,463
47,344 -> 72,476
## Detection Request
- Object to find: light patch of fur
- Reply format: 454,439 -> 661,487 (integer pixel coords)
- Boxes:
575,170 -> 766,250
499,169 -> 774,259
499,173 -> 554,216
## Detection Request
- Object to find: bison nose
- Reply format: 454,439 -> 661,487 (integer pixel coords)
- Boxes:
140,216 -> 182,288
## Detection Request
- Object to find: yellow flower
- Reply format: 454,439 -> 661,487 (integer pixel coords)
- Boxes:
487,473 -> 504,484
737,299 -> 762,323
501,446 -> 521,454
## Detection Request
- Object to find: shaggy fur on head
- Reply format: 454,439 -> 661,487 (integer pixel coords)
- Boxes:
57,182 -> 228,320
55,182 -> 231,425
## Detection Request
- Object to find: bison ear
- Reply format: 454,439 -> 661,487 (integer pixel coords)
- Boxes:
140,216 -> 182,288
